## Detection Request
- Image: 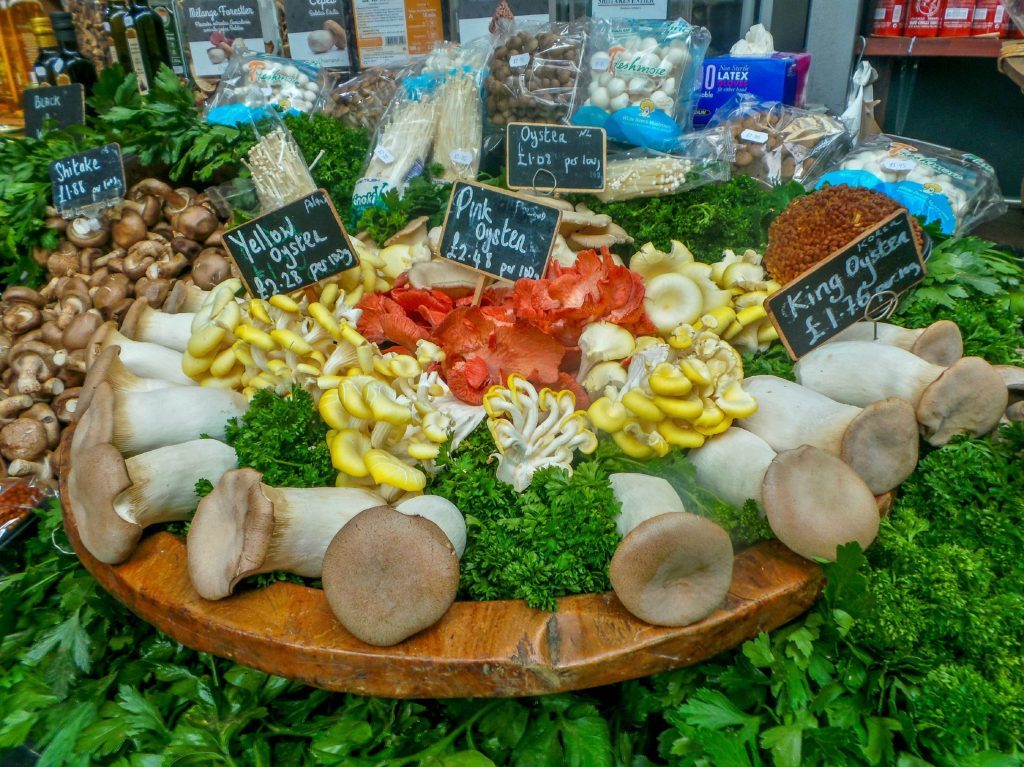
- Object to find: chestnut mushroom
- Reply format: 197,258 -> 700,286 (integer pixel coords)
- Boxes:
112,209 -> 148,250
174,205 -> 219,242
66,217 -> 110,249
191,250 -> 232,290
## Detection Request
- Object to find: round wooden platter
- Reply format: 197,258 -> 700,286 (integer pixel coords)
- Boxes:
58,428 -> 825,699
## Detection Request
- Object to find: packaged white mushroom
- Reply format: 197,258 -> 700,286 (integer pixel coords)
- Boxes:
573,19 -> 710,151
811,134 -> 1006,235
205,51 -> 333,123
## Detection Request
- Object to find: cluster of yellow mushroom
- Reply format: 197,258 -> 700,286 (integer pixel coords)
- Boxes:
338,217 -> 433,300
484,375 -> 598,492
629,241 -> 780,353
586,332 -> 757,458
182,280 -> 366,399
318,348 -> 456,499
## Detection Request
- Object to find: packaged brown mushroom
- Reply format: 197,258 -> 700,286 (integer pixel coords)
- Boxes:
709,95 -> 848,186
319,62 -> 416,131
485,22 -> 585,128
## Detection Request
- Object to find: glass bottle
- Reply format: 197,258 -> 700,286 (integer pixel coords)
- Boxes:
0,15 -> 21,126
0,0 -> 44,92
28,15 -> 58,85
108,0 -> 171,94
48,12 -> 98,93
149,0 -> 187,79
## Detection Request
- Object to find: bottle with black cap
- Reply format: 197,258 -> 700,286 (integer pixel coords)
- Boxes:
48,12 -> 97,93
27,15 -> 58,85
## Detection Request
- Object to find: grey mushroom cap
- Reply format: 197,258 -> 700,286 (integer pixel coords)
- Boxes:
840,397 -> 919,495
187,468 -> 275,600
994,365 -> 1024,402
917,356 -> 1008,446
322,505 -> 460,646
75,345 -> 121,420
762,445 -> 879,562
609,512 -> 734,627
911,320 -> 963,367
67,441 -> 139,564
70,381 -> 115,460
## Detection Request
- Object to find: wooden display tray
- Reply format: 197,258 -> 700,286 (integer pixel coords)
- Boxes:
58,428 -> 825,698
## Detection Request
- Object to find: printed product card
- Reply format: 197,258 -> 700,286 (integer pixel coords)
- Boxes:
455,0 -> 551,44
182,0 -> 265,78
353,0 -> 444,68
591,0 -> 667,20
285,0 -> 351,69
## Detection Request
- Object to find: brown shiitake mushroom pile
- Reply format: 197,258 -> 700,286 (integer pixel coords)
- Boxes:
0,177 -> 238,487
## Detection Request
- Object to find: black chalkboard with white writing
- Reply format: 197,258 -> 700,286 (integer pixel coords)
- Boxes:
223,190 -> 359,300
506,123 -> 606,193
23,84 -> 85,138
49,143 -> 125,214
766,211 -> 926,359
439,181 -> 562,282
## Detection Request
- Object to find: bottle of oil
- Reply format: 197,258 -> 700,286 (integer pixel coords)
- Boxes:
108,0 -> 171,94
0,14 -> 22,127
0,0 -> 44,93
28,16 -> 59,85
48,12 -> 98,93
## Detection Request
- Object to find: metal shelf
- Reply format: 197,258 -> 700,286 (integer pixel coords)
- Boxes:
862,35 -> 1003,58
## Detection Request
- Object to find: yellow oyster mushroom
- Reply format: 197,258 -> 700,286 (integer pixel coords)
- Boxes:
269,294 -> 301,313
652,394 -> 703,422
621,389 -> 664,423
209,347 -> 237,379
365,449 -> 426,491
680,358 -> 713,386
656,419 -> 706,449
338,378 -> 374,419
695,416 -> 733,437
649,362 -> 693,397
588,397 -> 629,433
308,302 -> 341,339
270,328 -> 313,356
612,428 -> 656,459
715,380 -> 759,419
182,350 -> 214,378
407,440 -> 442,461
331,429 -> 371,477
187,324 -> 226,358
234,324 -> 276,352
318,388 -> 351,430
363,380 -> 413,425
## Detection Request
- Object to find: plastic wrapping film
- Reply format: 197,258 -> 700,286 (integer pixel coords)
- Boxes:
810,134 -> 1006,236
1005,0 -> 1024,33
0,478 -> 53,553
709,94 -> 849,187
317,59 -> 423,132
205,50 -> 334,121
572,18 -> 710,151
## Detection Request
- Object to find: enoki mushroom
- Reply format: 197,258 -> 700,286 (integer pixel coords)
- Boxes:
244,128 -> 317,211
432,72 -> 483,182
595,156 -> 696,202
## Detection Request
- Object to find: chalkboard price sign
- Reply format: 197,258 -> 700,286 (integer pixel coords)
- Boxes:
23,84 -> 85,139
766,211 -> 926,360
439,181 -> 562,282
223,190 -> 359,300
49,143 -> 125,214
506,123 -> 606,193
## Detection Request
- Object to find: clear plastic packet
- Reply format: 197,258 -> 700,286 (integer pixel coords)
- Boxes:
484,21 -> 587,128
205,50 -> 334,123
709,94 -> 849,187
351,70 -> 444,216
594,126 -> 734,202
0,478 -> 54,553
427,39 -> 492,181
317,59 -> 422,132
572,19 -> 710,152
237,103 -> 318,213
810,134 -> 1007,235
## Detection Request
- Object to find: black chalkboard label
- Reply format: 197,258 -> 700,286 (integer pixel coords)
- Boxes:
223,190 -> 359,300
23,84 -> 85,139
766,211 -> 926,360
506,123 -> 606,193
439,180 -> 562,281
49,143 -> 125,214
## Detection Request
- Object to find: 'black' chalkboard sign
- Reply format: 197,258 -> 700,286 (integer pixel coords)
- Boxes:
766,211 -> 926,360
23,84 -> 85,139
439,181 -> 562,282
49,143 -> 125,214
506,123 -> 606,193
223,190 -> 359,300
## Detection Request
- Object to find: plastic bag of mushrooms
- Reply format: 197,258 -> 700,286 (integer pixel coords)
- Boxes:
0,177 -> 237,489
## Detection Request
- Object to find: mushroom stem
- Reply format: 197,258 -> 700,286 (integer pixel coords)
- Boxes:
113,385 -> 246,454
794,342 -> 1008,446
739,376 -> 918,494
163,282 -> 210,314
120,298 -> 195,352
187,468 -> 388,599
76,345 -> 181,420
117,439 -> 238,527
689,428 -> 879,562
90,322 -> 195,386
828,320 -> 963,366
607,473 -> 734,627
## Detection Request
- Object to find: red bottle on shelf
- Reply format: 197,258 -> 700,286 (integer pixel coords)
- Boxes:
906,0 -> 945,35
872,0 -> 909,36
939,0 -> 976,35
971,0 -> 1003,34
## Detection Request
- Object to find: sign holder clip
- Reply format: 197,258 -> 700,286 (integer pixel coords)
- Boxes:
863,289 -> 899,340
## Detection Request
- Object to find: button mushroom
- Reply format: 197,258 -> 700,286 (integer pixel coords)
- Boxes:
827,320 -> 963,367
607,473 -> 734,626
67,438 -> 238,564
186,468 -> 390,600
794,342 -> 1008,446
738,376 -> 918,495
322,495 -> 466,646
689,428 -> 880,562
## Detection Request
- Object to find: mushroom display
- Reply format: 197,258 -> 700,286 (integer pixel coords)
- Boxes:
827,320 -> 963,367
794,342 -> 1008,446
738,375 -> 919,495
689,428 -> 880,562
607,473 -> 734,626
88,322 -> 195,386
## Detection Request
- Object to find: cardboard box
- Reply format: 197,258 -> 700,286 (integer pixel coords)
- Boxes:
693,53 -> 810,127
